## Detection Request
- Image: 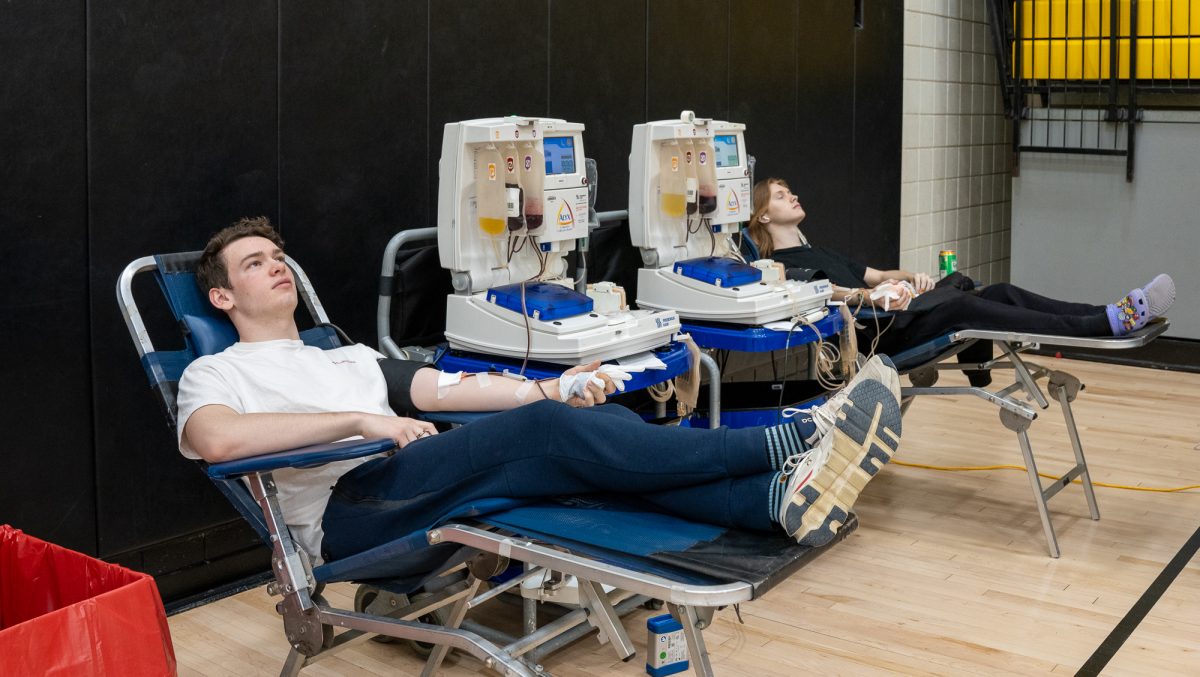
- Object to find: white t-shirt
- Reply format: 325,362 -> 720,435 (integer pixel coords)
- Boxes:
176,339 -> 395,557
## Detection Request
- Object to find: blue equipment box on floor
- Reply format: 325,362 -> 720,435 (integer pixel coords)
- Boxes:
672,257 -> 762,287
487,282 -> 594,321
646,614 -> 689,676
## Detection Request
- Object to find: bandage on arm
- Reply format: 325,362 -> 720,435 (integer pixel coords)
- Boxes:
409,368 -> 560,411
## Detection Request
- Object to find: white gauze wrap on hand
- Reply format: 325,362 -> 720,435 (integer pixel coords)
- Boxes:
558,365 -> 633,402
869,281 -> 917,312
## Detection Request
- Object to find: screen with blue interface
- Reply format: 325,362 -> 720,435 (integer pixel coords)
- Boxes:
544,136 -> 576,175
713,135 -> 739,168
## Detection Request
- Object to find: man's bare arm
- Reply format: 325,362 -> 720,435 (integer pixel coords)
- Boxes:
409,361 -> 615,412
183,404 -> 436,463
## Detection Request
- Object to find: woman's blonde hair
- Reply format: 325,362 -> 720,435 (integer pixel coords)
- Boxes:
746,178 -> 789,259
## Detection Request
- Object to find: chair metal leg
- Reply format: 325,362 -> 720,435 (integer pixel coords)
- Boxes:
1015,429 -> 1061,558
279,648 -> 305,677
523,563 -> 538,635
579,580 -> 636,660
1000,342 -> 1049,408
699,352 -> 721,429
523,593 -> 646,662
667,603 -> 715,677
422,578 -> 483,677
1055,385 -> 1101,521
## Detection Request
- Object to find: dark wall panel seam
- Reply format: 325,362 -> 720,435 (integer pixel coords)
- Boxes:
644,0 -> 650,121
851,9 -> 859,218
277,0 -> 283,232
86,0 -> 99,556
725,0 -> 731,120
793,1 -> 799,138
427,0 -> 432,227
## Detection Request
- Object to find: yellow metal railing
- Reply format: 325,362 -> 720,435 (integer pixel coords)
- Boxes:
1014,0 -> 1200,79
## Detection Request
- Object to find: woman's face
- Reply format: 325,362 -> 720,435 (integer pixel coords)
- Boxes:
763,182 -> 806,226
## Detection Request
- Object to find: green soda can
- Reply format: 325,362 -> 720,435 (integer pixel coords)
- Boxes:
938,250 -> 957,277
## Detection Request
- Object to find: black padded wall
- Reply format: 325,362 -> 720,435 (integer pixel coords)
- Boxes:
0,1 -> 93,553
279,1 -> 430,344
852,0 -> 905,268
548,0 -> 647,213
793,0 -> 859,260
730,0 -> 800,186
1,0 -> 904,601
647,0 -> 730,122
87,1 -> 280,572
429,1 -> 551,216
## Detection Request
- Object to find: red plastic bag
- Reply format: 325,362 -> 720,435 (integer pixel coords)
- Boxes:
0,525 -> 177,676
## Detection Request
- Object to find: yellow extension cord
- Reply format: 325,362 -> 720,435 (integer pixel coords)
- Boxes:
891,459 -> 1200,493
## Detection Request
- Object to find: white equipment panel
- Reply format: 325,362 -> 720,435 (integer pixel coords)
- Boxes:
439,116 -> 678,363
628,112 -> 831,325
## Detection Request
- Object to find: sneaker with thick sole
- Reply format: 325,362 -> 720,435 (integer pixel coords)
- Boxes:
778,378 -> 902,547
783,354 -> 901,445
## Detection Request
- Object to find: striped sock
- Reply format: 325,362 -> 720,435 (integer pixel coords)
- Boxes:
768,471 -> 785,524
764,422 -> 809,470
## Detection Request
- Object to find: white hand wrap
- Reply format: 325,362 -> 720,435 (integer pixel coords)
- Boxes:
869,281 -> 917,312
558,365 -> 633,401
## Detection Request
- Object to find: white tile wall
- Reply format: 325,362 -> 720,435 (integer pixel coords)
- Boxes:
902,0 -> 1011,285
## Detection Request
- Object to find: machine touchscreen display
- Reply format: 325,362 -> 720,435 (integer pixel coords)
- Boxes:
544,136 -> 576,175
713,135 -> 739,168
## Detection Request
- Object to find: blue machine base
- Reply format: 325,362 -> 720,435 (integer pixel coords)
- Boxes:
680,381 -> 830,430
672,256 -> 762,288
436,341 -> 692,392
682,312 -> 842,352
487,282 -> 593,321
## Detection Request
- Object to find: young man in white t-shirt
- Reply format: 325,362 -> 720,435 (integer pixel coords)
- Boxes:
177,218 -> 905,563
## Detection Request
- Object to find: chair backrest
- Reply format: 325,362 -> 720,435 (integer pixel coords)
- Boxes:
740,233 -> 762,262
118,251 -> 344,542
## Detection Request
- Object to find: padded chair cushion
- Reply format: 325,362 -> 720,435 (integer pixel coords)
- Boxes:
182,313 -> 239,357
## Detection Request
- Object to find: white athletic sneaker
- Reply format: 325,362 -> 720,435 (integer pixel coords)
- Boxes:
778,377 -> 903,547
783,354 -> 901,446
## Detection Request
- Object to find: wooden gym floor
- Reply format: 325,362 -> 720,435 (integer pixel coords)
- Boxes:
168,357 -> 1200,675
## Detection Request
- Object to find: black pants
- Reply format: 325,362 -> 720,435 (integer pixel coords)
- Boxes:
870,283 -> 1110,386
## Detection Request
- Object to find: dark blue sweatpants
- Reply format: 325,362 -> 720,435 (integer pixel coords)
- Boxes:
321,400 -> 774,561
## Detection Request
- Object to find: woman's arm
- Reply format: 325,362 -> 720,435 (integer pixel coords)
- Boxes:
863,267 -> 934,292
831,285 -> 875,307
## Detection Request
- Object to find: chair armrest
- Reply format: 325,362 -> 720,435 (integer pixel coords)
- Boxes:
851,306 -> 898,321
419,411 -> 497,425
207,438 -> 397,480
954,318 -> 1169,349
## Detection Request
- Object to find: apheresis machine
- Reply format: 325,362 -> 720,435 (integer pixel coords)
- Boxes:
439,116 -> 679,364
629,112 -> 832,325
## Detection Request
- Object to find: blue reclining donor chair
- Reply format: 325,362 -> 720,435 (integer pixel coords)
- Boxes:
744,235 -> 1166,556
118,250 -> 858,676
740,236 -> 1168,558
881,314 -> 1167,558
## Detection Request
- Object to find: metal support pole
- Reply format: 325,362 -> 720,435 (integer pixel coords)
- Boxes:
1000,343 -> 1049,409
667,604 -> 715,677
698,352 -> 721,429
1056,387 -> 1100,521
1016,430 -> 1061,558
422,578 -> 483,677
579,580 -> 636,659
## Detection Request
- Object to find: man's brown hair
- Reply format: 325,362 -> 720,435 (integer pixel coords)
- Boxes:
196,216 -> 285,293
